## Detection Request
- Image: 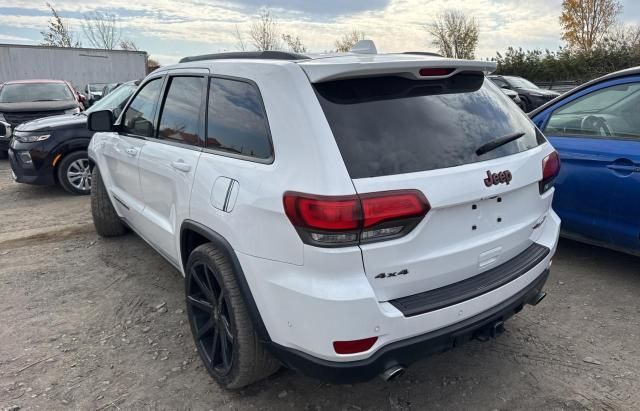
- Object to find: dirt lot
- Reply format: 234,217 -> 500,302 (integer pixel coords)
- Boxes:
0,159 -> 639,411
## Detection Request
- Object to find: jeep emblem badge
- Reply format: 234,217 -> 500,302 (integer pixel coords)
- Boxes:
484,170 -> 512,187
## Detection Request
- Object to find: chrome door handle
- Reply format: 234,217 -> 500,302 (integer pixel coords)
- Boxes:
171,160 -> 191,172
125,147 -> 139,157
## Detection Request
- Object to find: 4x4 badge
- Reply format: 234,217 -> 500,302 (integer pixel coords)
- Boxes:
375,269 -> 409,279
484,170 -> 512,187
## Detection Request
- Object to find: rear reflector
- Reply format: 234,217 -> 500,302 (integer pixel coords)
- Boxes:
283,190 -> 430,247
419,67 -> 455,77
540,151 -> 560,194
333,337 -> 378,354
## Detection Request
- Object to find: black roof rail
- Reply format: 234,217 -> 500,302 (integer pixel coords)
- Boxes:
402,51 -> 443,57
179,51 -> 310,63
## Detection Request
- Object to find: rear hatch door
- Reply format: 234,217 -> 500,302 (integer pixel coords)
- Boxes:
310,62 -> 553,302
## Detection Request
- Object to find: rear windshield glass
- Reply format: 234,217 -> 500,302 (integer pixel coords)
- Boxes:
314,74 -> 543,179
0,83 -> 74,103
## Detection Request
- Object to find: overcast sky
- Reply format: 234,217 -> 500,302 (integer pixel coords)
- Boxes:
1,0 -> 640,65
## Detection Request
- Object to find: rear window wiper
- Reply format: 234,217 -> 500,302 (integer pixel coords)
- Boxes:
475,131 -> 526,156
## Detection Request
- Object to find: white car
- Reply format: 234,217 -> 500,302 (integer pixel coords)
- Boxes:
87,42 -> 560,389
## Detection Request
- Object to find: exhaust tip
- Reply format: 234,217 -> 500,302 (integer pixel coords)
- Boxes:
529,291 -> 547,306
380,366 -> 405,382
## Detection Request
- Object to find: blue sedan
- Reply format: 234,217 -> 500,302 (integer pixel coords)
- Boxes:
530,67 -> 640,256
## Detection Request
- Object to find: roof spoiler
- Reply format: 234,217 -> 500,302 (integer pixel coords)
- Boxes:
299,59 -> 497,83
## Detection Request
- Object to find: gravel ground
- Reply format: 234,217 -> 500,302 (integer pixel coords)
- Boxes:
1,159 -> 639,411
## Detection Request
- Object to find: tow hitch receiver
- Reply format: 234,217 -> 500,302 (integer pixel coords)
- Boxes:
473,320 -> 505,342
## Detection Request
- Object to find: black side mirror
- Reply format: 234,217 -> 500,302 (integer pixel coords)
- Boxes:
88,110 -> 115,132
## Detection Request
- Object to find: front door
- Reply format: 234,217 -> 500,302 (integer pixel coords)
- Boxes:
542,78 -> 640,251
103,76 -> 164,225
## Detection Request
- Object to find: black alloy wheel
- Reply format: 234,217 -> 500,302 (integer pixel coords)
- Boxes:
187,262 -> 235,375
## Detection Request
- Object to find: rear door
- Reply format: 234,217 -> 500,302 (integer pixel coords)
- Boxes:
137,74 -> 206,264
102,76 -> 164,226
314,73 -> 552,301
189,76 -> 277,258
540,77 -> 640,251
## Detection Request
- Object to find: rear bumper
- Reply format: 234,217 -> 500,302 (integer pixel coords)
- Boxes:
267,268 -> 549,384
226,203 -> 560,388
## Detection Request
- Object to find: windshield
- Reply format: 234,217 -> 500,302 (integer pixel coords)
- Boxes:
89,84 -> 107,92
86,83 -> 137,115
315,74 -> 543,179
0,82 -> 74,103
506,77 -> 539,89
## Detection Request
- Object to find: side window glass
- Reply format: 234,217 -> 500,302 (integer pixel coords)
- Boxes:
206,78 -> 273,160
122,78 -> 163,137
544,82 -> 640,139
157,76 -> 204,146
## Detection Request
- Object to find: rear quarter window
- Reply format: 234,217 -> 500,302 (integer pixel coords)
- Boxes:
314,74 -> 543,178
206,78 -> 273,160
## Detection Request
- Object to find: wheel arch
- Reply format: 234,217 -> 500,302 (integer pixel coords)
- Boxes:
52,138 -> 91,178
180,219 -> 271,342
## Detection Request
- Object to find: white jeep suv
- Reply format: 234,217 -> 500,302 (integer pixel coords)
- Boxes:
87,45 -> 560,388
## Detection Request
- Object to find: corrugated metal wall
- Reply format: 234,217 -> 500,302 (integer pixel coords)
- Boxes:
0,44 -> 147,89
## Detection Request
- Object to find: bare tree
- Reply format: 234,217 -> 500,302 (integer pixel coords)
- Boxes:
560,0 -> 622,52
426,10 -> 479,59
249,9 -> 281,51
40,2 -> 81,47
147,56 -> 160,74
119,39 -> 138,51
603,24 -> 640,48
335,30 -> 365,52
82,11 -> 121,50
233,24 -> 248,51
282,34 -> 306,53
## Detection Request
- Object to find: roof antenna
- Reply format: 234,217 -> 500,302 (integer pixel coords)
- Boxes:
350,40 -> 377,55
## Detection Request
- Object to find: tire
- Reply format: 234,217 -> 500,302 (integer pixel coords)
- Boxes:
91,166 -> 127,237
0,150 -> 7,159
57,151 -> 91,195
185,243 -> 280,389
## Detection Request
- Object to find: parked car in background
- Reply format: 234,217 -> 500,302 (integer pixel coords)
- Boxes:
87,47 -> 559,388
489,75 -> 560,112
0,79 -> 83,157
101,82 -> 122,98
500,87 -> 525,110
530,67 -> 640,256
84,83 -> 108,106
8,80 -> 139,195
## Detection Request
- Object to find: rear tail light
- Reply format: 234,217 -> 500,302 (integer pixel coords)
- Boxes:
333,337 -> 378,354
284,190 -> 429,247
540,151 -> 560,194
